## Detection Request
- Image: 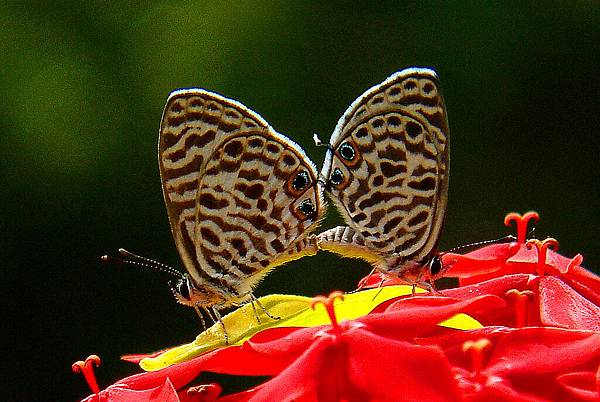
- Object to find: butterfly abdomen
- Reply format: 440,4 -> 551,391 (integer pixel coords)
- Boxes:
316,226 -> 384,266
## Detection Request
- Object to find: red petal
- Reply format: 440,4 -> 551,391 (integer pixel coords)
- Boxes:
538,276 -> 600,331
457,372 -> 550,402
246,326 -> 319,358
359,295 -> 505,341
443,275 -> 537,327
560,266 -> 600,307
104,379 -> 180,402
487,328 -> 600,377
565,264 -> 600,292
557,370 -> 600,401
357,272 -> 404,289
202,339 -> 302,376
417,327 -> 511,369
445,274 -> 533,298
344,329 -> 462,402
114,355 -> 209,391
218,338 -> 336,402
221,327 -> 463,402
443,242 -> 519,280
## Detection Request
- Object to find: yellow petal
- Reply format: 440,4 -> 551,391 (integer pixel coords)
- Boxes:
140,286 -> 480,371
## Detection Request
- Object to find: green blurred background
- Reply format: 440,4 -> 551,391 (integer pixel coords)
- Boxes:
2,2 -> 599,400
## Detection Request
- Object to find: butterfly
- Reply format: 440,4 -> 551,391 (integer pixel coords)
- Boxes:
105,89 -> 325,340
314,67 -> 450,289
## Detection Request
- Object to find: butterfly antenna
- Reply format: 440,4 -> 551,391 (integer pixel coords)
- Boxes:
101,249 -> 184,279
313,133 -> 334,151
446,235 -> 517,254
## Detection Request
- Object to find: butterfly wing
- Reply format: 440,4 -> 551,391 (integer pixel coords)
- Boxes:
159,89 -> 324,306
319,68 -> 450,270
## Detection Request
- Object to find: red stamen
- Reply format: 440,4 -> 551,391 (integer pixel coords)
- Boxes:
565,253 -> 584,274
504,211 -> 539,244
311,291 -> 345,332
505,289 -> 535,327
526,238 -> 559,276
72,355 -> 101,394
187,383 -> 222,401
462,338 -> 492,380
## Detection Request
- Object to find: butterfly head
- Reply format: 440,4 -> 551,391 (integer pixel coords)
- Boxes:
386,251 -> 448,283
170,276 -> 194,306
170,274 -> 230,308
427,254 -> 446,280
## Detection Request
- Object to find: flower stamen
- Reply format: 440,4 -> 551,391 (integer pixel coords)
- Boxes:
72,355 -> 101,394
505,289 -> 535,327
526,238 -> 559,276
462,338 -> 492,381
504,211 -> 540,244
311,291 -> 345,331
565,253 -> 584,274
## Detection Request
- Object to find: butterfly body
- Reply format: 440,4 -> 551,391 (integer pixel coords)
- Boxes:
159,89 -> 324,310
316,68 -> 450,286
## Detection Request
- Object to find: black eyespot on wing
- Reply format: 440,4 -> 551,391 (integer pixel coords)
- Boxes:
338,142 -> 356,161
429,255 -> 443,277
405,121 -> 422,139
356,127 -> 368,138
292,171 -> 310,191
297,199 -> 316,217
224,140 -> 244,158
330,168 -> 344,186
248,137 -> 264,148
283,154 -> 296,166
423,82 -> 435,94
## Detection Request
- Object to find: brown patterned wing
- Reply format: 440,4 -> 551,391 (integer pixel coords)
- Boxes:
319,68 -> 449,269
159,89 -> 324,307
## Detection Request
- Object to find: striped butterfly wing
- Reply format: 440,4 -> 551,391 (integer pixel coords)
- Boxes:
318,68 -> 450,274
159,89 -> 324,307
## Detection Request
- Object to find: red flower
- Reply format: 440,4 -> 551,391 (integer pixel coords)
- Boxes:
203,293 -> 504,401
75,211 -> 600,401
443,212 -> 599,301
73,354 -> 222,402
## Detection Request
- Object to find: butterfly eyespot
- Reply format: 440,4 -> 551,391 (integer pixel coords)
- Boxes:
292,171 -> 310,191
429,255 -> 443,277
338,142 -> 356,161
330,168 -> 344,186
248,137 -> 264,148
297,199 -> 316,217
423,82 -> 435,94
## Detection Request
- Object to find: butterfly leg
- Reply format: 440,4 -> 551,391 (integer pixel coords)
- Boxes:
428,278 -> 442,295
412,280 -> 441,295
370,277 -> 386,302
250,293 -> 280,321
203,306 -> 217,324
350,267 -> 377,294
193,305 -> 207,331
248,296 -> 261,325
211,306 -> 229,345
411,276 -> 430,295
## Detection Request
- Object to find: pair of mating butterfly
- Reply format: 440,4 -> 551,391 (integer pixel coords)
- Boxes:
108,67 -> 450,336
